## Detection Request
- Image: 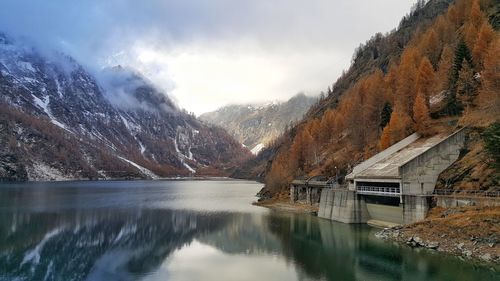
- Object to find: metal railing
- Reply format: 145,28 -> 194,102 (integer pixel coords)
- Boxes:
356,185 -> 401,197
432,189 -> 500,198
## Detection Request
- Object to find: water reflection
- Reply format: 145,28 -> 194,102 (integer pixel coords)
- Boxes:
0,181 -> 498,281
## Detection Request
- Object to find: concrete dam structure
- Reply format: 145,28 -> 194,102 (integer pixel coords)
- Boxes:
317,128 -> 467,225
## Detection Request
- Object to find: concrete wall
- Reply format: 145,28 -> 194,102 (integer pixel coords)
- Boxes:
400,128 -> 466,195
291,185 -> 323,205
403,195 -> 430,224
290,185 -> 297,203
318,189 -> 370,223
306,187 -> 322,205
434,196 -> 500,208
366,203 -> 404,224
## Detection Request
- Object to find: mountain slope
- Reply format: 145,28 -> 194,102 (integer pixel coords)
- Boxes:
200,93 -> 317,154
257,0 -> 499,195
0,34 -> 250,181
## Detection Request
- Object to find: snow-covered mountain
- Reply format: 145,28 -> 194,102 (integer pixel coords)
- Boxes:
200,94 -> 317,154
0,33 -> 251,181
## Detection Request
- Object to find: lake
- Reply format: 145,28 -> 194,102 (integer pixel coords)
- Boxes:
0,180 -> 498,281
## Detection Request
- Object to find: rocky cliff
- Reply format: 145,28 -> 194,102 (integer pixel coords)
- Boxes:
200,93 -> 316,154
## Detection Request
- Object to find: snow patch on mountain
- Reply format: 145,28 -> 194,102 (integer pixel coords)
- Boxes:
117,156 -> 158,179
251,143 -> 265,155
26,162 -> 72,181
173,137 -> 196,173
138,140 -> 146,154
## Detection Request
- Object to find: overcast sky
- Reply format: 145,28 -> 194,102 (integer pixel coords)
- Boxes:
0,0 -> 416,115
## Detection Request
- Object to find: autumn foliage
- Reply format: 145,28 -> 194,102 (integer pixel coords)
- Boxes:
264,0 -> 500,194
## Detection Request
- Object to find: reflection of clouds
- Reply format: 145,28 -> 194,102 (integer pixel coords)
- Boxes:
147,240 -> 299,281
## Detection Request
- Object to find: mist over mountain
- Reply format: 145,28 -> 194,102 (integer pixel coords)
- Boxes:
0,33 -> 250,181
200,93 -> 317,154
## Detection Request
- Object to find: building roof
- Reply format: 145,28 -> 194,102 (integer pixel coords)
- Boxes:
348,133 -> 450,180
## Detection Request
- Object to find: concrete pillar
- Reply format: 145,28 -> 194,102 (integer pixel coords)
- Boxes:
318,189 -> 370,223
403,195 -> 429,224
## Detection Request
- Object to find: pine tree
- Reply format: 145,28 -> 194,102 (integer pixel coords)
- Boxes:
446,40 -> 473,115
379,102 -> 392,129
482,122 -> 500,167
413,91 -> 431,135
451,40 -> 473,89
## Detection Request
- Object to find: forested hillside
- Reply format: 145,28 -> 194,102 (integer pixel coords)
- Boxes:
259,0 -> 499,196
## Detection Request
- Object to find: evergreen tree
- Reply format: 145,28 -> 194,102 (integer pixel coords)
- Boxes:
482,122 -> 500,168
451,40 -> 473,90
446,40 -> 472,115
379,102 -> 392,128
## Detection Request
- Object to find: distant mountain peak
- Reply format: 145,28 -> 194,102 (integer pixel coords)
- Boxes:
200,94 -> 317,154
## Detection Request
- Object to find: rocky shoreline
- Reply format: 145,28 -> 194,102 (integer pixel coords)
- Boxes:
376,206 -> 500,265
253,200 -> 319,214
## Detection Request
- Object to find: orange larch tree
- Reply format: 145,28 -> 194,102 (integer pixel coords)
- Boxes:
472,22 -> 495,69
416,57 -> 437,101
379,125 -> 392,150
389,107 -> 413,144
477,37 -> 500,113
469,0 -> 483,28
420,28 -> 440,65
395,47 -> 421,114
436,45 -> 454,93
413,91 -> 431,135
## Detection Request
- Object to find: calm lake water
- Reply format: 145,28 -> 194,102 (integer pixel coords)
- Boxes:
0,180 -> 498,281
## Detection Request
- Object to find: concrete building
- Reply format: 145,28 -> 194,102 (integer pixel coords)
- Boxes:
319,128 -> 467,225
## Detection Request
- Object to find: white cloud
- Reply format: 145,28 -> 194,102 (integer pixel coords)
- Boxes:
132,41 -> 346,115
0,0 -> 417,115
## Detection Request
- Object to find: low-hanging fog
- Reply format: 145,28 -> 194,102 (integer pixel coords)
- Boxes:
0,0 -> 416,115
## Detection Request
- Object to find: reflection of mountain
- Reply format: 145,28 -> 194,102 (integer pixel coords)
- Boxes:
0,208 -> 497,281
0,210 -> 232,281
